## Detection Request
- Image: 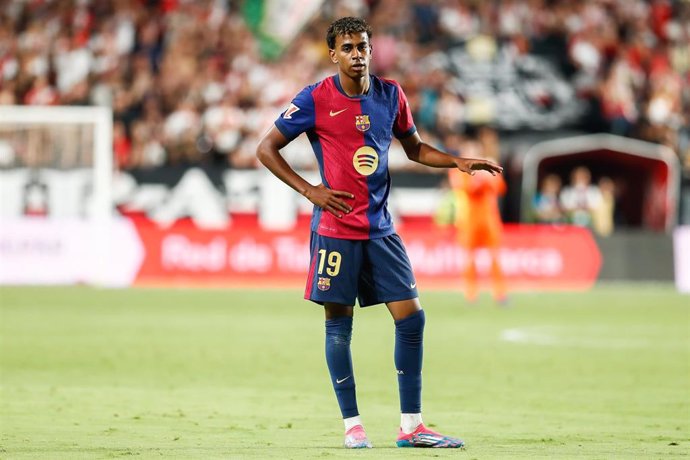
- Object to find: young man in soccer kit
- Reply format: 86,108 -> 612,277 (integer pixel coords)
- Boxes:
256,17 -> 503,449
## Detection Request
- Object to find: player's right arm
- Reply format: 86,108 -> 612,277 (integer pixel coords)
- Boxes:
258,85 -> 354,218
390,80 -> 503,176
256,125 -> 353,218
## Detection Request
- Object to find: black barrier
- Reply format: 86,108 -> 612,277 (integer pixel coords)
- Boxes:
595,231 -> 674,282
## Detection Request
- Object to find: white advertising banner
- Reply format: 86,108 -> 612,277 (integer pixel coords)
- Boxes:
0,218 -> 143,287
673,226 -> 690,294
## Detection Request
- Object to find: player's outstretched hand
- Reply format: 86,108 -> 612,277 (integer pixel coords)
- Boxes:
454,158 -> 504,176
304,183 -> 354,218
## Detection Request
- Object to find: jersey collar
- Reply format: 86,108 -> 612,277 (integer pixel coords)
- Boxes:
334,74 -> 372,99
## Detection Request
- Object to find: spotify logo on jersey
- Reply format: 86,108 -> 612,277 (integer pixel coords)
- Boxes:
353,146 -> 379,176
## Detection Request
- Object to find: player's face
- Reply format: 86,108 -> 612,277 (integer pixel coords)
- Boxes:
330,32 -> 371,78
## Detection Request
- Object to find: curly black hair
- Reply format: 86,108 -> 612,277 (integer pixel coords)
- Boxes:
326,17 -> 372,50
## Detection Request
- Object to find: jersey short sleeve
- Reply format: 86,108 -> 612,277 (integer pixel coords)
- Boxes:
274,84 -> 316,141
392,82 -> 417,139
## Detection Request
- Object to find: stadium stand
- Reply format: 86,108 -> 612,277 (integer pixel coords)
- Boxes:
1,0 -> 688,222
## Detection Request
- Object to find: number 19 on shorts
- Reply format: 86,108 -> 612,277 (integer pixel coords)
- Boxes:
318,249 -> 341,276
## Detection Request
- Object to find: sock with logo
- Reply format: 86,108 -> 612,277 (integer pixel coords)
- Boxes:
325,316 -> 358,418
394,310 -> 425,414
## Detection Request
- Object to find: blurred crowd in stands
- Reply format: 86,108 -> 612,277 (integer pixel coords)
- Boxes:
1,0 -> 688,175
532,165 -> 617,235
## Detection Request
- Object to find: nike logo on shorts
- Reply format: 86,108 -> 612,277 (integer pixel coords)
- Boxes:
410,282 -> 416,289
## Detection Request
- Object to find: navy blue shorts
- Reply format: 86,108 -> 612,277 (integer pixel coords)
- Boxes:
304,232 -> 419,307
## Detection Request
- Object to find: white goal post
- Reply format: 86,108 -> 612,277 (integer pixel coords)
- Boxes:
0,105 -> 113,220
0,105 -> 144,287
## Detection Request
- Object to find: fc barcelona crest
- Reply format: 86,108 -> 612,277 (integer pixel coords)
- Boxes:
355,115 -> 370,132
317,277 -> 331,291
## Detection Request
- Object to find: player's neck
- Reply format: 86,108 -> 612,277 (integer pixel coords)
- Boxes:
338,72 -> 370,97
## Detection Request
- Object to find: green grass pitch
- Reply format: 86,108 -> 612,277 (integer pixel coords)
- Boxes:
1,285 -> 688,459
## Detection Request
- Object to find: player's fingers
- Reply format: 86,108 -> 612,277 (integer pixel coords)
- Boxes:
332,199 -> 352,213
325,205 -> 343,218
332,190 -> 355,199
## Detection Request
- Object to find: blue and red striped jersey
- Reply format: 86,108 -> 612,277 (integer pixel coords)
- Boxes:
274,74 -> 416,240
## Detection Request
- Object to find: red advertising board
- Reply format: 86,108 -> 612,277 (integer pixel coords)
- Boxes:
132,220 -> 601,291
134,220 -> 310,287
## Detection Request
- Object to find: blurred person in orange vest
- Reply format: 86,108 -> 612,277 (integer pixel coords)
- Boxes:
448,126 -> 507,304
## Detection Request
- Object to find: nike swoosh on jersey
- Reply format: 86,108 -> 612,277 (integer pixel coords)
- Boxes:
336,375 -> 351,384
329,108 -> 348,117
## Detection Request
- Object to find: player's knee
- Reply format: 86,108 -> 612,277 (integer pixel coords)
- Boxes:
325,316 -> 353,346
394,310 -> 425,343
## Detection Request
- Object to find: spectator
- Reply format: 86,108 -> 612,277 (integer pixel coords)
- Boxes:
560,166 -> 603,228
599,57 -> 640,136
23,75 -> 58,106
532,173 -> 566,224
113,120 -> 131,169
592,176 -> 616,236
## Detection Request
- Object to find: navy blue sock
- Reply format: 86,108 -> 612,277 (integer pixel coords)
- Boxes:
325,316 -> 358,418
394,310 -> 425,413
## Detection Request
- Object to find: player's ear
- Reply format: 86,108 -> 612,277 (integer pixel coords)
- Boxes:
329,48 -> 338,64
